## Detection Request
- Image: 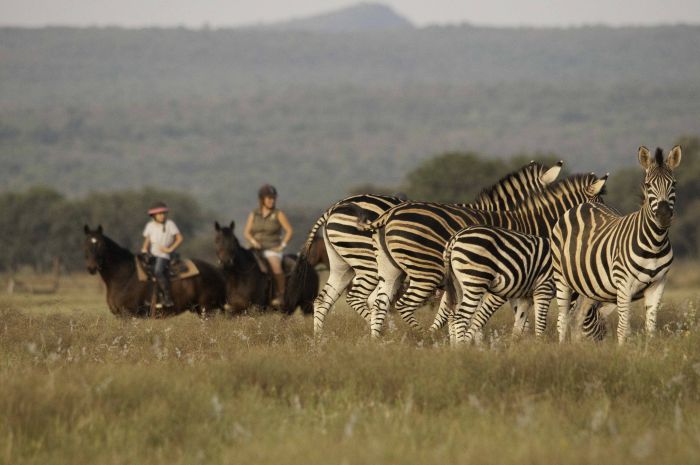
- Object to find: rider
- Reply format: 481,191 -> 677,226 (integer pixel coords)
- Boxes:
243,184 -> 293,307
141,201 -> 183,307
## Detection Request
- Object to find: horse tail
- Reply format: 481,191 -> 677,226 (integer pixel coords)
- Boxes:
282,212 -> 329,315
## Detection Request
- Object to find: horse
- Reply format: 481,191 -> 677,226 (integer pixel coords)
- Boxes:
214,221 -> 272,314
84,225 -> 226,318
214,221 -> 319,315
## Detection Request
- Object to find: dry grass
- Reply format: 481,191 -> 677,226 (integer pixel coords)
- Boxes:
2,266 -> 700,464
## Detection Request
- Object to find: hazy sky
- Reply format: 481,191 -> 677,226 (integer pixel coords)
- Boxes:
2,0 -> 699,27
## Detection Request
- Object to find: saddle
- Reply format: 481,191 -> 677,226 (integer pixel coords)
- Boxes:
250,249 -> 297,276
136,253 -> 200,282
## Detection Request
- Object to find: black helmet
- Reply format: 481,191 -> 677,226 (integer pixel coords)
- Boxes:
147,201 -> 169,216
258,184 -> 278,199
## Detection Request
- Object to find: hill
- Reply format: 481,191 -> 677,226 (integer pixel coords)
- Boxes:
266,2 -> 413,32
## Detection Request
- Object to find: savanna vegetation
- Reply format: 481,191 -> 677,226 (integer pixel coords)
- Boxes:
2,264 -> 700,464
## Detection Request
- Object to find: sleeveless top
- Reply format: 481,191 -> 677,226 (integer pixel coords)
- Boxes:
250,208 -> 283,250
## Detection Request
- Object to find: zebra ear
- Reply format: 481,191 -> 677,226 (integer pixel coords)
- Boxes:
638,146 -> 653,170
540,161 -> 563,185
666,145 -> 682,170
588,174 -> 608,196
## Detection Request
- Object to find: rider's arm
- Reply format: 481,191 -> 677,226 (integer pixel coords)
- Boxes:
164,233 -> 183,254
141,236 -> 150,254
243,213 -> 261,248
278,211 -> 293,250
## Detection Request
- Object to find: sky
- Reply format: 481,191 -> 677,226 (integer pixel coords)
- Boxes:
1,0 -> 699,28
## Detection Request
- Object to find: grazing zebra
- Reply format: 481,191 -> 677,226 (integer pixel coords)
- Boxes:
363,173 -> 608,338
439,227 -> 608,344
552,146 -> 681,344
287,161 -> 563,335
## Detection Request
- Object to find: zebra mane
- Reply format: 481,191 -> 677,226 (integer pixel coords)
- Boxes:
539,173 -> 605,199
473,161 -> 545,200
654,147 -> 664,167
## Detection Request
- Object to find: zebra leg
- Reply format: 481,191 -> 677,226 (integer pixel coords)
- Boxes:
465,293 -> 507,342
533,281 -> 554,337
393,283 -> 438,332
555,283 -> 573,343
616,289 -> 633,345
510,297 -> 531,336
643,276 -> 667,336
370,273 -> 405,338
454,286 -> 487,345
313,239 -> 356,336
581,301 -> 608,341
345,272 -> 379,324
429,288 -> 454,333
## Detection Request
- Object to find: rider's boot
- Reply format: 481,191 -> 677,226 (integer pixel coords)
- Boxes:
157,276 -> 175,307
271,273 -> 286,308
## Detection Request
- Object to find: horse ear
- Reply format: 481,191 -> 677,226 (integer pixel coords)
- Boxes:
638,146 -> 653,170
97,224 -> 103,235
83,225 -> 90,235
666,145 -> 682,170
230,221 -> 235,230
214,221 -> 221,231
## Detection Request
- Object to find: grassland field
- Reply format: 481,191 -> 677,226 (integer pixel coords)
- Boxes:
2,262 -> 700,464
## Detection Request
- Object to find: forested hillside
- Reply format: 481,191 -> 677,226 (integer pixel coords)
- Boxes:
1,25 -> 699,222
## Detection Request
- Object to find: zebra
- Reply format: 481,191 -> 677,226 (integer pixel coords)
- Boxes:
287,161 -> 563,335
362,173 -> 608,338
439,226 -> 609,345
552,146 -> 681,344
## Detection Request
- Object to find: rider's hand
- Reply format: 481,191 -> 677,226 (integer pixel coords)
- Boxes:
251,240 -> 261,249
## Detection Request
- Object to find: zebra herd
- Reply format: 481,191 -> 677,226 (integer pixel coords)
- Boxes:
292,146 -> 681,345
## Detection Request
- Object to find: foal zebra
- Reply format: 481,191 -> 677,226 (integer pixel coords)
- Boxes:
363,173 -> 608,338
439,227 -> 608,344
552,146 -> 681,344
288,161 -> 563,335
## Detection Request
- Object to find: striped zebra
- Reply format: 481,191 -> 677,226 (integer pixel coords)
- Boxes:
287,161 -> 563,335
552,146 -> 681,344
363,173 -> 608,338
439,227 -> 608,344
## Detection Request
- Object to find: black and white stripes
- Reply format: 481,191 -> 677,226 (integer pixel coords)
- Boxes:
552,146 -> 681,344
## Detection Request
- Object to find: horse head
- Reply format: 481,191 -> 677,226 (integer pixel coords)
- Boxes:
83,224 -> 105,274
214,221 -> 241,268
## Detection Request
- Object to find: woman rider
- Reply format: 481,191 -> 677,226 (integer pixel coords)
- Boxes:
243,184 -> 293,307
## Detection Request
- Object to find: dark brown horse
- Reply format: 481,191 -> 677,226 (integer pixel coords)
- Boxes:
214,221 -> 271,314
84,225 -> 226,317
214,221 -> 319,315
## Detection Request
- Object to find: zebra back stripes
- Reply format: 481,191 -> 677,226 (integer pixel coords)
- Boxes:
552,146 -> 681,344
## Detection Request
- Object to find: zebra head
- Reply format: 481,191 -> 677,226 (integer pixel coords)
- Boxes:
638,146 -> 681,229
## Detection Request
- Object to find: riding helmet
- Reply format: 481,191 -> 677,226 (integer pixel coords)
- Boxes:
258,184 -> 278,199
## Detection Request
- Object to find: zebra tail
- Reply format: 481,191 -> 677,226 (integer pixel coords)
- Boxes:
433,236 -> 459,329
282,212 -> 328,315
355,202 -> 402,231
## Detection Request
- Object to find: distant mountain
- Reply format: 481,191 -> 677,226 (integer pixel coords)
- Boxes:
266,2 -> 414,32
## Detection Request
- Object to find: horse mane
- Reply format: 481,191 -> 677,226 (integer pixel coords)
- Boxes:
102,235 -> 134,260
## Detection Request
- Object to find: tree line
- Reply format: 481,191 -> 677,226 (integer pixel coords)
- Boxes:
2,137 -> 698,272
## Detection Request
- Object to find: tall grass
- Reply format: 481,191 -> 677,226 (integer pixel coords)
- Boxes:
1,271 -> 700,464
